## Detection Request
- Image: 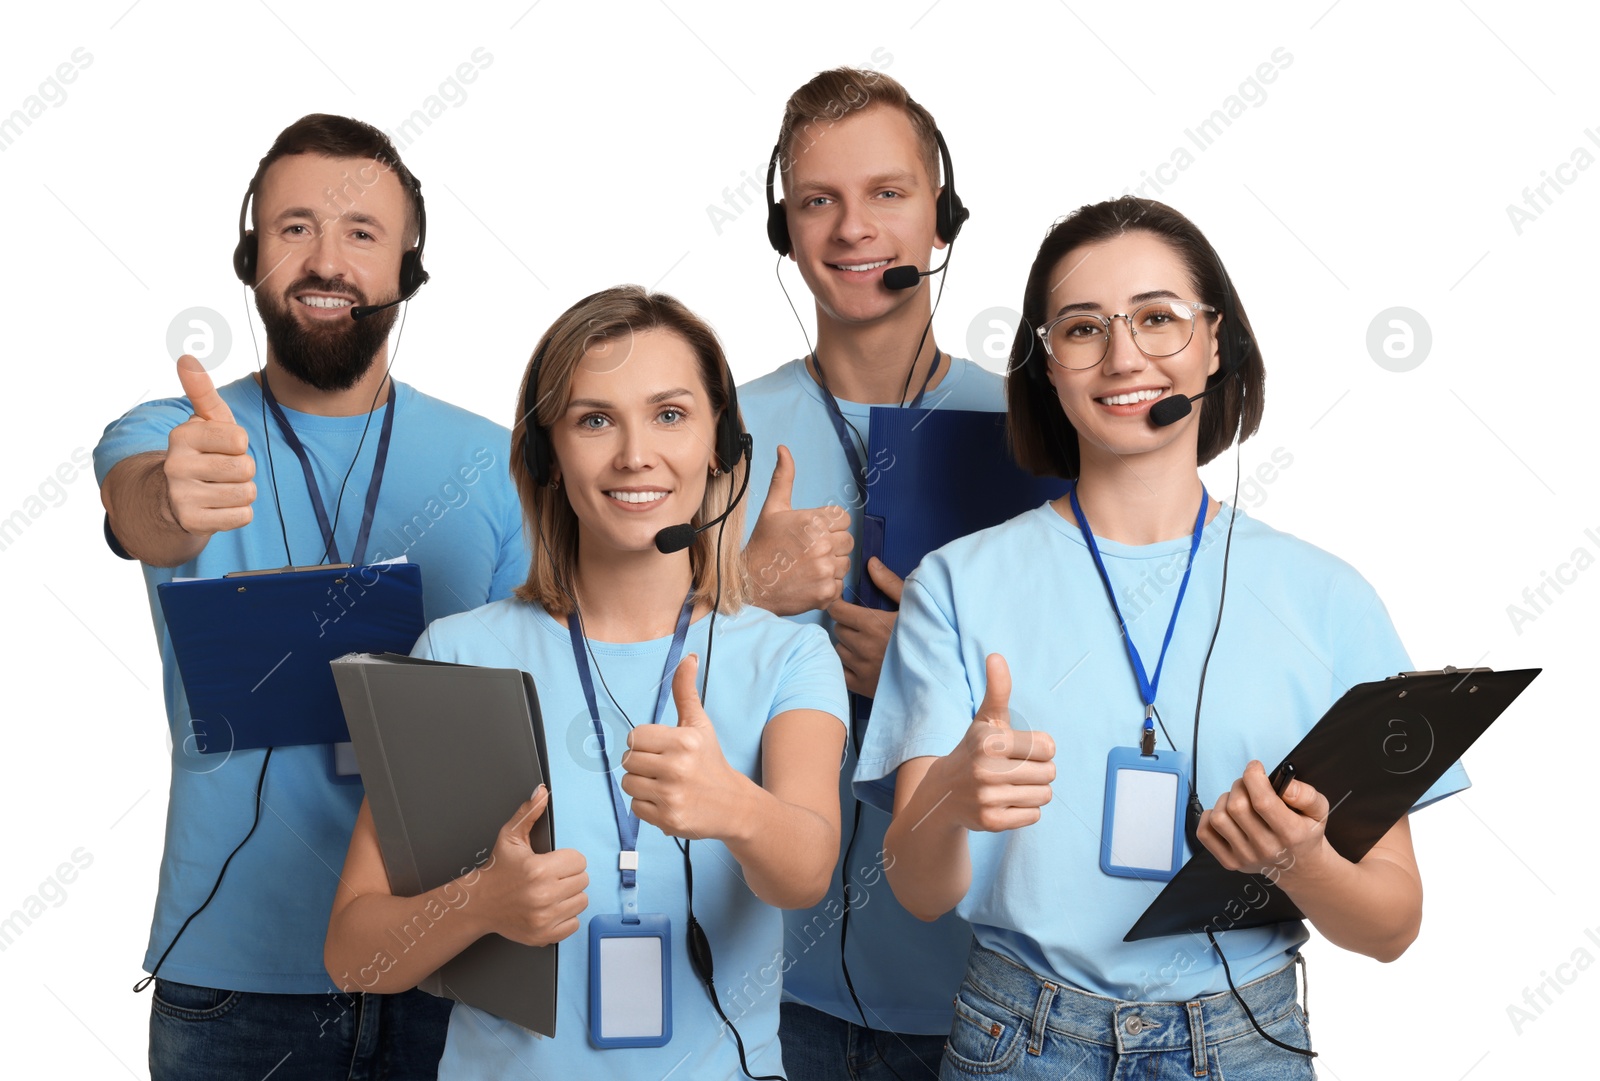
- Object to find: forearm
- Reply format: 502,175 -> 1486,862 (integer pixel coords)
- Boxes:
1278,844 -> 1422,962
884,757 -> 973,922
325,875 -> 490,996
720,776 -> 838,908
101,452 -> 207,567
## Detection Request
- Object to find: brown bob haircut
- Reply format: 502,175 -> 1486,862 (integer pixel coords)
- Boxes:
1007,197 -> 1265,479
511,286 -> 750,615
776,67 -> 941,194
248,113 -> 423,246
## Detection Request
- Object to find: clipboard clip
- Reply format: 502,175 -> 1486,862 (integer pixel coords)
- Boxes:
224,563 -> 353,578
1387,666 -> 1495,679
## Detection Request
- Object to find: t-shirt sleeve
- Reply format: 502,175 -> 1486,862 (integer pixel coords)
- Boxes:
767,622 -> 848,729
93,395 -> 193,484
853,564 -> 975,812
486,482 -> 530,604
1328,568 -> 1471,810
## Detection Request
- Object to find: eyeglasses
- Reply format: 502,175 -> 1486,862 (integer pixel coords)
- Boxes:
1035,299 -> 1217,370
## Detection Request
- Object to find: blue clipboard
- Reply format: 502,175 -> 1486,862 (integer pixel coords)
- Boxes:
157,561 -> 425,752
858,407 -> 1070,611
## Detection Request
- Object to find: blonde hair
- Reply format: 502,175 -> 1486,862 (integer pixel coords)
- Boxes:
511,286 -> 751,614
776,67 -> 942,195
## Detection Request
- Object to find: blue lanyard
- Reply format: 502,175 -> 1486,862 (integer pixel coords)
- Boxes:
566,592 -> 695,922
809,350 -> 944,495
260,374 -> 395,567
1068,482 -> 1208,749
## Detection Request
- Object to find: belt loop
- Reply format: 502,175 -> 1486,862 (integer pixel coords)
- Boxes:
1028,980 -> 1057,1056
1295,952 -> 1310,1023
1186,1000 -> 1208,1076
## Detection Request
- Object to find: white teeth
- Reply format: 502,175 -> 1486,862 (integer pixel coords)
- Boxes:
606,490 -> 667,505
1098,389 -> 1164,406
298,295 -> 352,309
834,260 -> 890,272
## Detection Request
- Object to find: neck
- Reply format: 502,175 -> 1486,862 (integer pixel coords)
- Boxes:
1066,455 -> 1213,546
259,349 -> 392,416
810,294 -> 944,404
569,538 -> 697,642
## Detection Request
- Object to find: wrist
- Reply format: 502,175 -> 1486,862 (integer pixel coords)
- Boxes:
715,768 -> 766,846
1271,837 -> 1339,892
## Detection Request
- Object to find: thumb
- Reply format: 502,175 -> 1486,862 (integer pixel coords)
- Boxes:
499,785 -> 549,847
761,445 -> 795,515
177,355 -> 235,425
976,654 -> 1012,730
671,654 -> 710,727
1282,778 -> 1328,821
866,557 -> 905,605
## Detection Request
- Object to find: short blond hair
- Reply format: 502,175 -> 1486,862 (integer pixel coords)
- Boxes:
776,67 -> 942,194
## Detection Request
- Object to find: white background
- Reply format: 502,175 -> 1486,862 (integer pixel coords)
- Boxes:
2,2 -> 1595,1078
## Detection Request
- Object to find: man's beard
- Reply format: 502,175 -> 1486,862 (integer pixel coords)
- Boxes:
255,275 -> 397,392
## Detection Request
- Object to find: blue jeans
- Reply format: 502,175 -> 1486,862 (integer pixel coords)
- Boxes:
148,979 -> 452,1080
941,945 -> 1314,1080
781,1000 -> 948,1081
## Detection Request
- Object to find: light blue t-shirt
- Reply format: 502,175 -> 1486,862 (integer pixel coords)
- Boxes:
738,355 -> 1003,1032
94,375 -> 528,993
413,598 -> 847,1080
855,502 -> 1471,1002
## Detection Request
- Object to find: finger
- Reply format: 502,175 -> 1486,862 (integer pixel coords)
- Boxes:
760,445 -> 795,515
174,420 -> 252,458
994,728 -> 1055,764
670,654 -> 709,727
177,356 -> 235,425
866,558 -> 905,605
827,598 -> 866,630
976,654 -> 1012,731
1282,778 -> 1329,821
500,786 -> 549,844
828,526 -> 855,556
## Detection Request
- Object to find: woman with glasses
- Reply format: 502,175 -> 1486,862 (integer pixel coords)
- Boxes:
853,197 -> 1468,1079
325,286 -> 847,1079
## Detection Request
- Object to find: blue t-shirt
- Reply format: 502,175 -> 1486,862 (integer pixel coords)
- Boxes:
855,502 -> 1471,1002
94,375 -> 528,993
737,355 -> 1003,1031
413,598 -> 847,1080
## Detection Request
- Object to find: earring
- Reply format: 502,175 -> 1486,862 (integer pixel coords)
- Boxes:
547,476 -> 561,489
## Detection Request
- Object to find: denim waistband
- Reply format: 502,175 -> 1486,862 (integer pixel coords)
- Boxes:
961,943 -> 1303,1060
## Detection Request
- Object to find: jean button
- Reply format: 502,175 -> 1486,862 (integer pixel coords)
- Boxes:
1124,1016 -> 1143,1035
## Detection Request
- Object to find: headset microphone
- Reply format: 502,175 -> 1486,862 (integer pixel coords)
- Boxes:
882,251 -> 952,291
350,295 -> 408,320
1149,379 -> 1226,428
654,436 -> 754,554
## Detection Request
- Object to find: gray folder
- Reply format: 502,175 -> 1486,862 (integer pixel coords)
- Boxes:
330,652 -> 557,1035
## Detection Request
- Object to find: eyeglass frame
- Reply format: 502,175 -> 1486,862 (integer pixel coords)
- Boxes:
1034,299 -> 1219,370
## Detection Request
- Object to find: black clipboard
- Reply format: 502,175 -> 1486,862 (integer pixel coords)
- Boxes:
1123,666 -> 1540,941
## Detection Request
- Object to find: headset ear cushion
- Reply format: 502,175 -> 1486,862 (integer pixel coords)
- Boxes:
765,201 -> 791,257
398,250 -> 429,298
233,234 -> 256,285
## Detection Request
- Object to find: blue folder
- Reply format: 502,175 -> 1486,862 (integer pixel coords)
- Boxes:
857,407 -> 1070,611
156,562 -> 425,752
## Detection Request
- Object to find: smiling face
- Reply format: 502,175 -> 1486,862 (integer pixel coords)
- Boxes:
783,104 -> 945,327
547,327 -> 720,558
250,152 -> 412,390
1043,229 -> 1221,473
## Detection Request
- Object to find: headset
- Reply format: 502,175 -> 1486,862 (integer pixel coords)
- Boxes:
520,331 -> 746,488
232,166 -> 430,304
763,126 -> 968,257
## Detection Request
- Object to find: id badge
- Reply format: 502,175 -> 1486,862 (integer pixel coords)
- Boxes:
1100,746 -> 1190,881
588,912 -> 672,1048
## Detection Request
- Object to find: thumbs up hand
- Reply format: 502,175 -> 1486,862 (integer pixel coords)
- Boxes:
163,356 -> 256,536
621,654 -> 744,839
929,655 -> 1056,833
745,445 -> 853,616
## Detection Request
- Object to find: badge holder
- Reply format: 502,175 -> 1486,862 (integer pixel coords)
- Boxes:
1101,746 -> 1190,881
588,870 -> 673,1050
